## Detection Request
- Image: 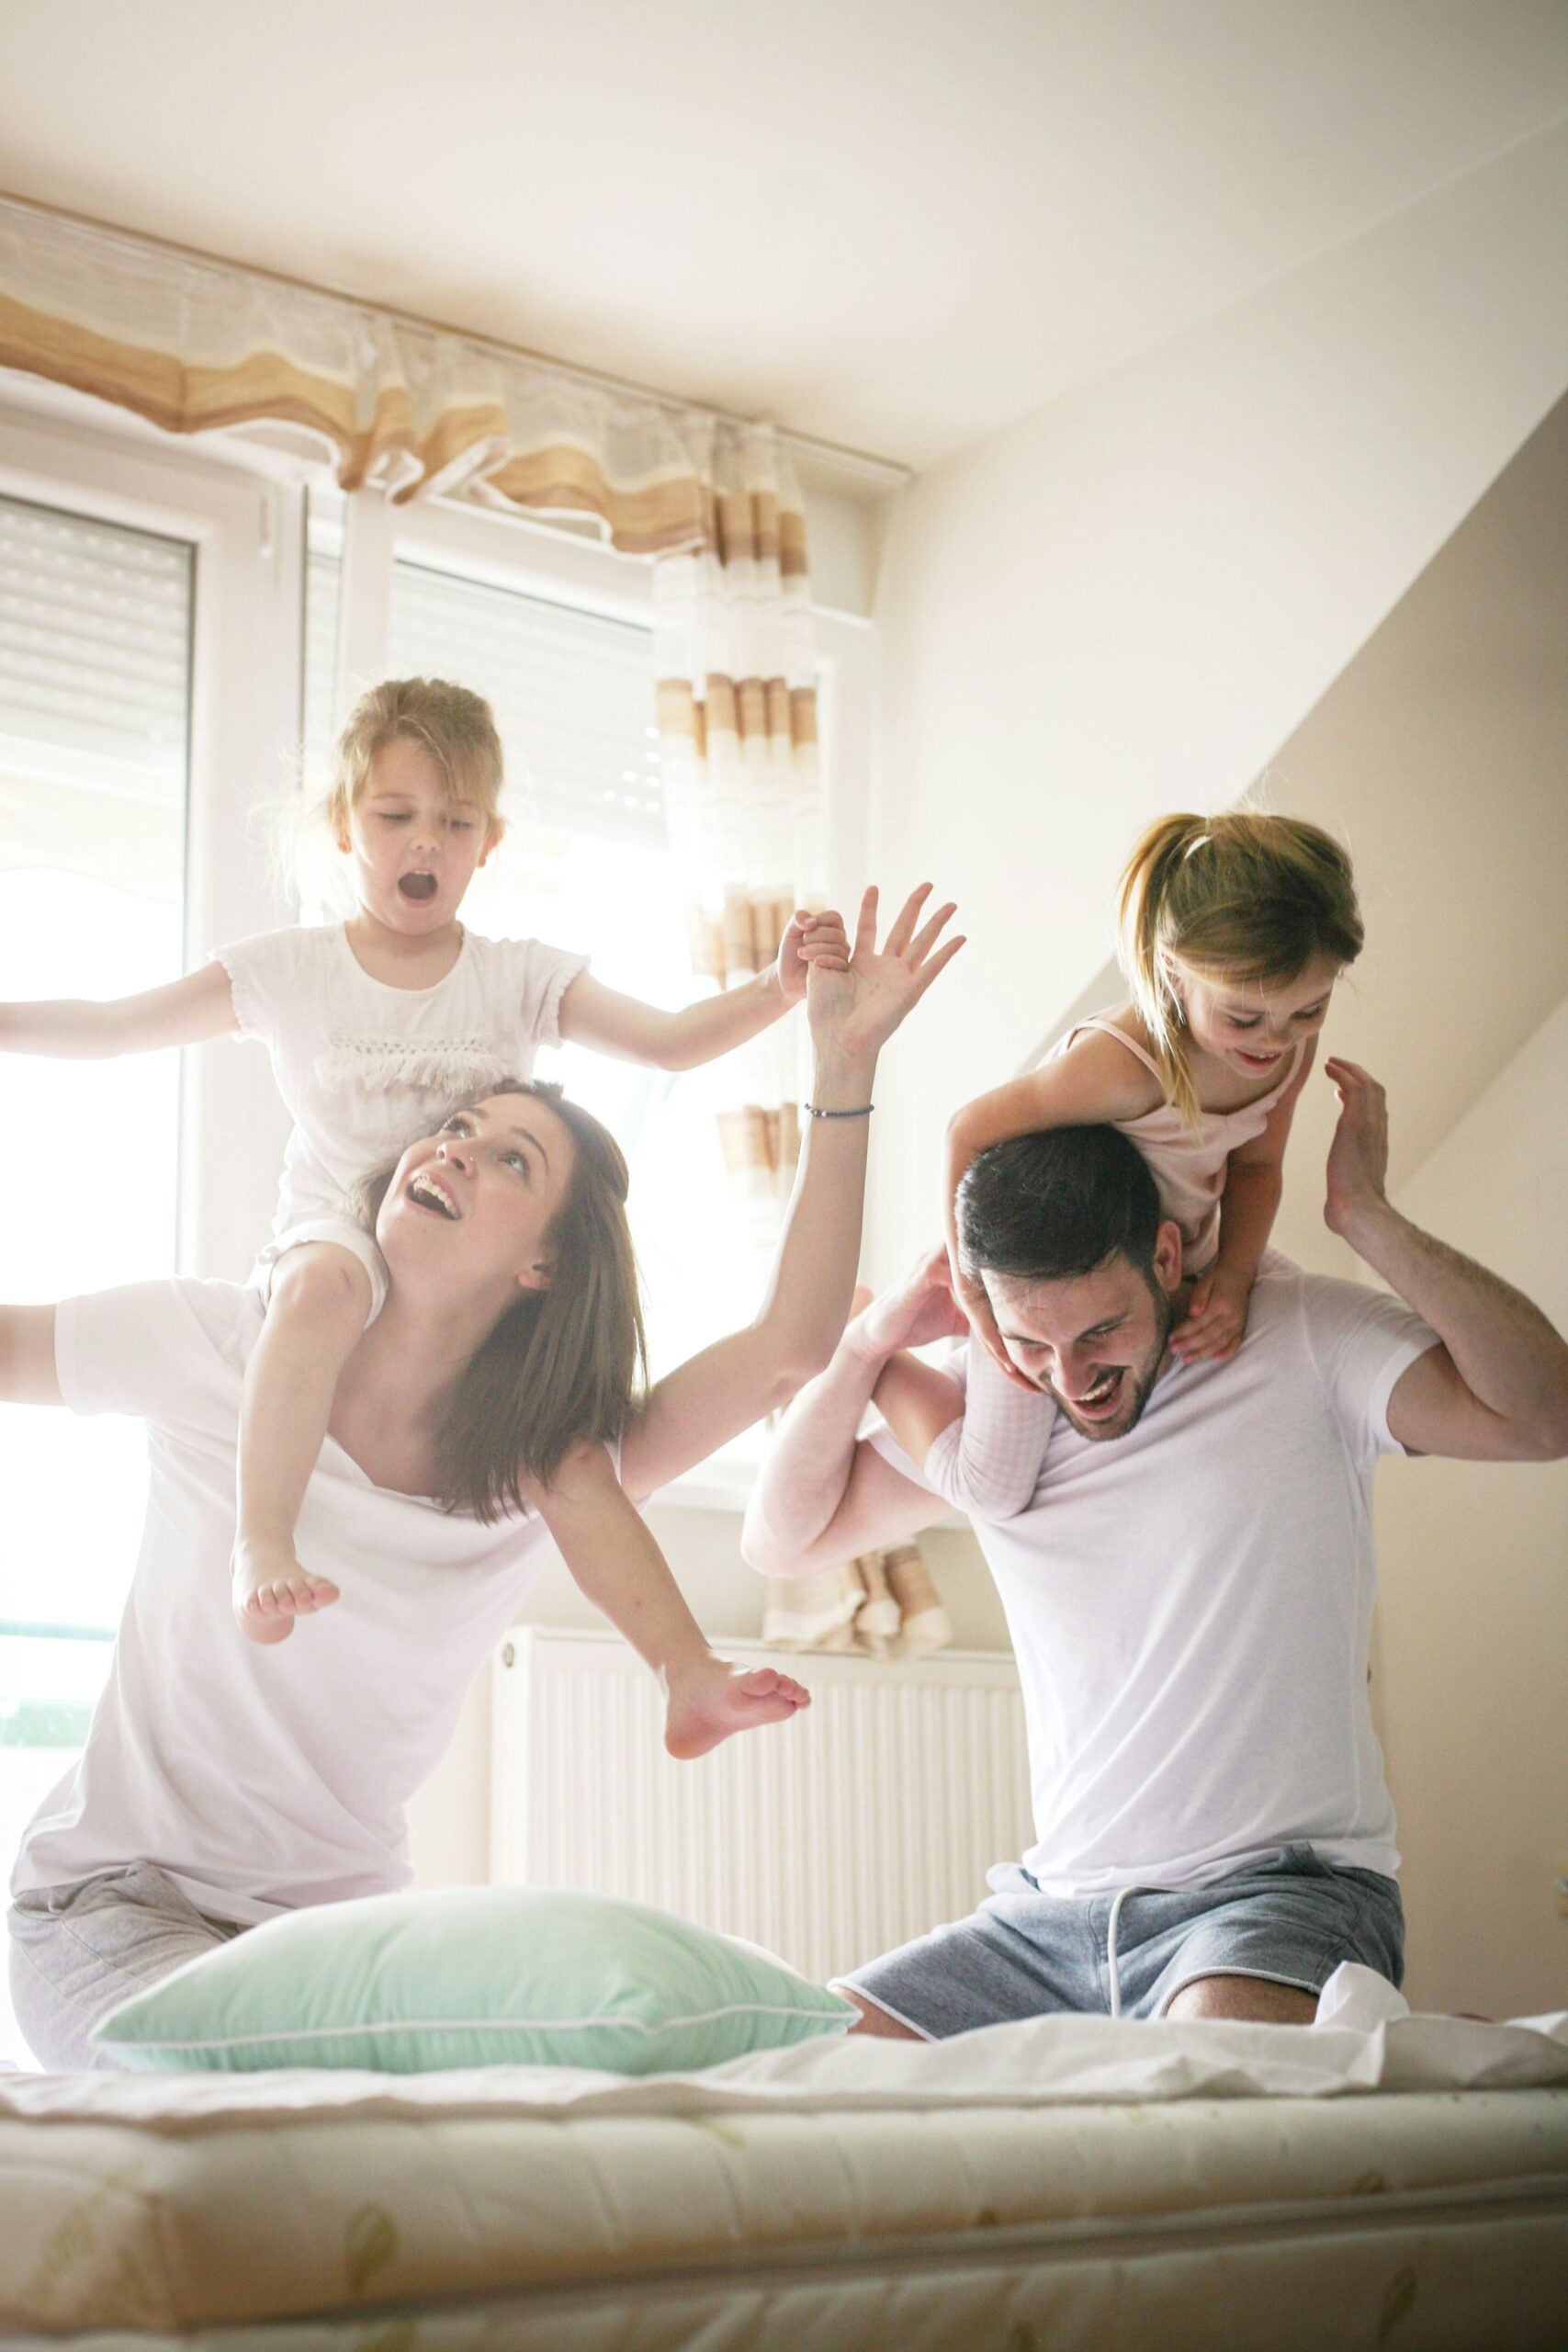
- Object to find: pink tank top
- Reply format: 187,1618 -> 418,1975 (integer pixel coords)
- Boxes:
1049,1016 -> 1306,1273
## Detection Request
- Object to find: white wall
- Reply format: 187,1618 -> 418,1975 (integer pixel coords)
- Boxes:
864,117 -> 1568,1281
423,119 -> 1568,1910
1370,995 -> 1568,2018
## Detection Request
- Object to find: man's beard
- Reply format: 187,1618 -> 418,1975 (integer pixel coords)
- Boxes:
1049,1281 -> 1176,1442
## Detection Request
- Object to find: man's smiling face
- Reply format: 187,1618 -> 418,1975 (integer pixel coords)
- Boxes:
982,1223 -> 1184,1442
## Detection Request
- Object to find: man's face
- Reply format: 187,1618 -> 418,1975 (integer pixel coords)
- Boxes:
982,1227 -> 1183,1442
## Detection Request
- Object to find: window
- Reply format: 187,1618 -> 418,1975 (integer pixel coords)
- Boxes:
304,501 -> 812,1408
0,492 -> 193,2050
0,410 -> 301,2063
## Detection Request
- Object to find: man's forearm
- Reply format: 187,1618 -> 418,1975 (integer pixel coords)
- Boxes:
1342,1198 -> 1568,1446
741,1322 -> 887,1566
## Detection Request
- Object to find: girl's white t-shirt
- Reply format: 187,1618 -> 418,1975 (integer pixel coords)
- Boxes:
214,924 -> 588,1235
871,1254 -> 1438,1898
11,1279 -> 560,1923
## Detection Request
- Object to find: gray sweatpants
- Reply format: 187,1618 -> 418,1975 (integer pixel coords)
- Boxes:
7,1864 -> 246,2071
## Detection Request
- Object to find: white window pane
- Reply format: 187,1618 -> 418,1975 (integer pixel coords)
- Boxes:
0,494 -> 192,2061
382,557 -> 765,1420
389,560 -> 665,848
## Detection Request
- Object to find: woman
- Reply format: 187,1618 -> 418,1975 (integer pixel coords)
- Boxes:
6,885 -> 961,2069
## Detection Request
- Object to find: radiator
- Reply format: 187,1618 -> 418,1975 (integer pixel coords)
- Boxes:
490,1626 -> 1033,1984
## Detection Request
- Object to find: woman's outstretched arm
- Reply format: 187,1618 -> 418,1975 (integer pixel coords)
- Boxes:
0,1306 -> 62,1406
618,885 -> 963,1503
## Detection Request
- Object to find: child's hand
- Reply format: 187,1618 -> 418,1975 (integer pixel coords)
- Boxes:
774,907 -> 851,1004
951,1253 -> 1040,1391
1170,1267 -> 1252,1364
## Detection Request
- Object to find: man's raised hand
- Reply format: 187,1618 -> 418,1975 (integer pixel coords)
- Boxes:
851,1244 -> 969,1360
1323,1057 -> 1391,1243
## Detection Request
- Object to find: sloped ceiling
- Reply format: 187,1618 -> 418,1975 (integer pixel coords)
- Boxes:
1046,391 -> 1568,1262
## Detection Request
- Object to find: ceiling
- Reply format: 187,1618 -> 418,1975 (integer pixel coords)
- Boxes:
4,1 -> 1567,469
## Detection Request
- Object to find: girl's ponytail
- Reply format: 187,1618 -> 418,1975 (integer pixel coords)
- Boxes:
1116,808 -> 1363,1127
1116,813 -> 1212,1124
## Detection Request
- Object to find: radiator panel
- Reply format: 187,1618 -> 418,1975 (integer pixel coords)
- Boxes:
491,1629 -> 1032,1984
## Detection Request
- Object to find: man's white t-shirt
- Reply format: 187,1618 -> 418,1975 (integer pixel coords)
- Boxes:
12,1280 -> 559,1923
870,1254 -> 1439,1898
215,924 -> 588,1237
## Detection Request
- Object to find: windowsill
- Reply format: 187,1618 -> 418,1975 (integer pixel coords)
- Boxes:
649,1453 -> 759,1514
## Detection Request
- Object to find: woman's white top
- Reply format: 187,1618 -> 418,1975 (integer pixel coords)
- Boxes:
214,924 -> 587,1236
12,1279 -> 562,1923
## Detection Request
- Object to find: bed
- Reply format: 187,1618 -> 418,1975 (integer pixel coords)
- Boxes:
4,1970 -> 1565,2350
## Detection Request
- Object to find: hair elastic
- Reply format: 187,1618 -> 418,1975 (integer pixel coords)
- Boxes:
803,1101 -> 874,1119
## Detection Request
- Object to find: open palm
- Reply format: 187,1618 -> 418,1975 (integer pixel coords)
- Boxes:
807,884 -> 963,1062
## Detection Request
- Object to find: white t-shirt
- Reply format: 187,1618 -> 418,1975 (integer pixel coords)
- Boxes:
871,1254 -> 1439,1897
215,924 -> 588,1236
12,1280 -> 559,1923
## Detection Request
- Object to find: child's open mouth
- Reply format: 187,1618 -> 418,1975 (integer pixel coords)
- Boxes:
399,873 -> 438,903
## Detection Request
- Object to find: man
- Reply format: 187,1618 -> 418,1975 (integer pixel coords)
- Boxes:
742,1058 -> 1568,2033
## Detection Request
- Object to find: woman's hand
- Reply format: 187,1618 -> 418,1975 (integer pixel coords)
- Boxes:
806,884 -> 963,1071
1169,1265 -> 1253,1364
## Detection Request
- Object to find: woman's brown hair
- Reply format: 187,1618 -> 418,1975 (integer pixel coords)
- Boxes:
1116,808 -> 1363,1125
354,1080 -> 647,1521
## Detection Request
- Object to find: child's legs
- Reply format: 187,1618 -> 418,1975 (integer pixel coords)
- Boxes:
234,1230 -> 382,1627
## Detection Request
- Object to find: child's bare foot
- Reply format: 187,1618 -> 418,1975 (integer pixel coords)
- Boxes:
231,1539 -> 340,1645
663,1657 -> 811,1759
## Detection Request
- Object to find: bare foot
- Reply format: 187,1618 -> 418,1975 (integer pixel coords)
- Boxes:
663,1659 -> 811,1760
231,1540 -> 341,1645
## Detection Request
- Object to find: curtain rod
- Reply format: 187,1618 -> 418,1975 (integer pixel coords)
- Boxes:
0,187 -> 915,492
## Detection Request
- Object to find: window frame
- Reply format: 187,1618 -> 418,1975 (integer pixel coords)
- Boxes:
0,390 -> 876,1505
0,398 -> 304,1280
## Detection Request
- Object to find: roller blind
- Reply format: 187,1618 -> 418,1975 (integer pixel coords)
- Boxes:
0,492 -> 190,897
389,560 -> 666,849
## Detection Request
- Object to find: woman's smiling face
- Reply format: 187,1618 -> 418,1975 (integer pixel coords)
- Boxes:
378,1093 -> 579,1305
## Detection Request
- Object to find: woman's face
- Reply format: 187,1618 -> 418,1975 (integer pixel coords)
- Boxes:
378,1094 -> 578,1306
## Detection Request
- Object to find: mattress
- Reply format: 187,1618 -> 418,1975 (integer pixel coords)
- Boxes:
4,1968 -> 1566,2349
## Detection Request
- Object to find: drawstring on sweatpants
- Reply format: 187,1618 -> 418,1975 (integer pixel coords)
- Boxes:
1105,1883 -> 1186,2018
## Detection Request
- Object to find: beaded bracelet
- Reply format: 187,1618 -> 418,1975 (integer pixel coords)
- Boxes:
803,1101 -> 874,1118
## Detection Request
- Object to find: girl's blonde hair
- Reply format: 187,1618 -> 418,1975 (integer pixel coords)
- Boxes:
353,1079 -> 647,1521
324,677 -> 506,844
1117,809 -> 1363,1125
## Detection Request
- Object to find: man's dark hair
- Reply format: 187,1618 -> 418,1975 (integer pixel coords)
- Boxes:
957,1124 -> 1163,1283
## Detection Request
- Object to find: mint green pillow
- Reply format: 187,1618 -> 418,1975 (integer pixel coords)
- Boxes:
93,1886 -> 855,2075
